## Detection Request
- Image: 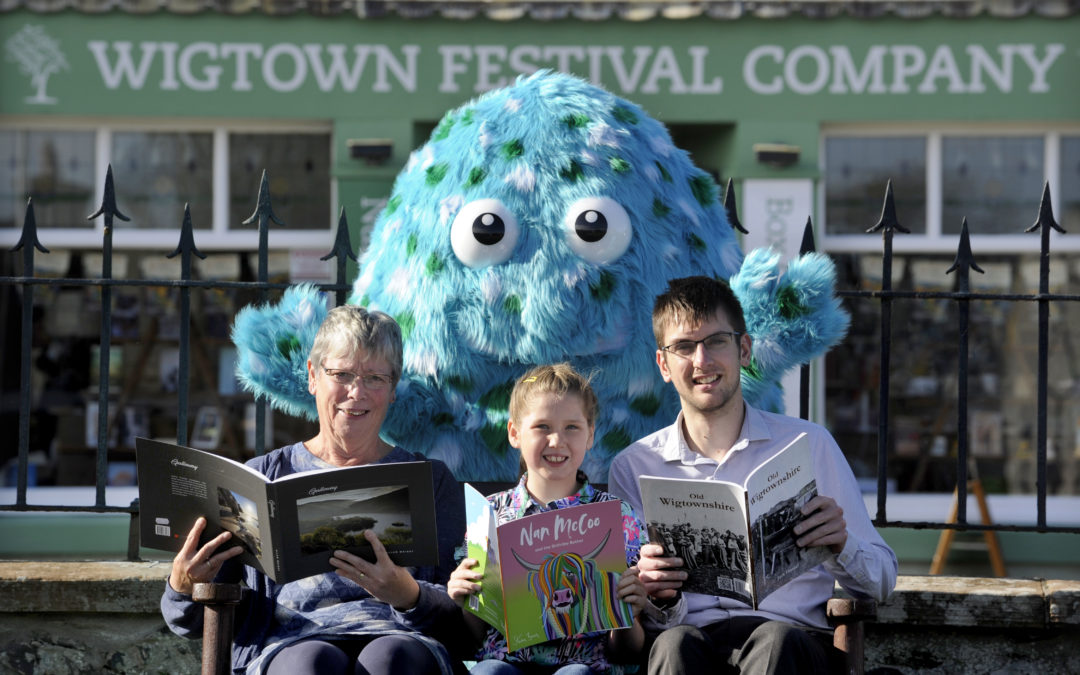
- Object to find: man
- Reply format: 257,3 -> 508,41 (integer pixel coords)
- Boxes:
608,276 -> 896,675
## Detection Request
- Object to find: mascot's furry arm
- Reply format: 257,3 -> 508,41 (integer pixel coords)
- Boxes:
732,248 -> 852,412
229,71 -> 849,480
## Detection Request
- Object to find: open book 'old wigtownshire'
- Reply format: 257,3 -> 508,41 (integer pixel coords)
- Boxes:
639,432 -> 828,608
135,438 -> 438,584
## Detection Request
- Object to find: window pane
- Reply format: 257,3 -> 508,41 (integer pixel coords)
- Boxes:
111,132 -> 213,229
942,136 -> 1043,235
1062,136 -> 1080,231
229,133 -> 330,230
0,130 -> 96,229
824,137 -> 926,235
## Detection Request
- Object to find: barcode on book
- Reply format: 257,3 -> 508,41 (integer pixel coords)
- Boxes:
155,524 -> 171,537
469,595 -> 479,611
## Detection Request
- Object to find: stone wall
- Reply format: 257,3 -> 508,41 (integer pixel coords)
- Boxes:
1,562 -> 1078,674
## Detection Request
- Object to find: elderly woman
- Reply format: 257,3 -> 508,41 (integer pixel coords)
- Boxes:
161,305 -> 467,675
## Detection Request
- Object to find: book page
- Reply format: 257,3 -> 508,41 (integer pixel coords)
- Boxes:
496,500 -> 632,651
270,461 -> 437,582
462,484 -> 506,634
743,432 -> 830,603
135,438 -> 276,578
639,475 -> 753,604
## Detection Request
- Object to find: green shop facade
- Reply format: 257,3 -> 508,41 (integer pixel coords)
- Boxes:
2,3 -> 1079,573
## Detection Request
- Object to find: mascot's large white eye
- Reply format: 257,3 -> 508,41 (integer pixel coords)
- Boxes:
450,199 -> 520,268
564,197 -> 632,265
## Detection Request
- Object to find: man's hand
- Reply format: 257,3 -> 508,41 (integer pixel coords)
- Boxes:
794,495 -> 848,554
637,542 -> 687,600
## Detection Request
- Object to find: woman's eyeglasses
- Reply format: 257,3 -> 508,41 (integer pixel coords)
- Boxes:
323,367 -> 393,391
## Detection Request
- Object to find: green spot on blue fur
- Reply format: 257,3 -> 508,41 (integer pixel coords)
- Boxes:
446,375 -> 473,393
610,157 -> 631,174
743,357 -> 764,382
777,284 -> 811,319
560,160 -> 584,182
478,380 -> 514,412
395,312 -> 415,341
656,162 -> 672,182
426,163 -> 448,187
602,427 -> 632,452
433,116 -> 455,141
690,174 -> 716,206
687,233 -> 707,251
465,167 -> 487,188
461,109 -> 475,125
276,334 -> 301,359
652,198 -> 671,218
386,195 -> 402,215
590,270 -> 616,302
425,253 -> 444,276
565,114 -> 590,129
360,294 -> 370,306
612,106 -> 638,125
433,412 -> 455,426
629,394 -> 662,416
406,233 -> 418,257
504,294 -> 522,315
502,139 -> 524,160
481,423 -> 510,454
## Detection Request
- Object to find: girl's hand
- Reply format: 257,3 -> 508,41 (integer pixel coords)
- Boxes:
617,566 -> 648,618
330,530 -> 421,611
168,517 -> 244,596
447,558 -> 483,608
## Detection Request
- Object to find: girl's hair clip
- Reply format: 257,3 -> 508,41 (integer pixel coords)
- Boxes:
522,376 -> 538,383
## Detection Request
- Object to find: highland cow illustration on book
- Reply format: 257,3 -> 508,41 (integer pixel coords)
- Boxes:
639,432 -> 828,608
135,438 -> 438,583
462,485 -> 634,651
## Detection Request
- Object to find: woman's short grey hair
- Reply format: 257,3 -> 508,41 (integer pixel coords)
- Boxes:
309,305 -> 403,384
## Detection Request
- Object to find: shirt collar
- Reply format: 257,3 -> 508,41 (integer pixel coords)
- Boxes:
660,402 -> 771,466
507,470 -> 595,518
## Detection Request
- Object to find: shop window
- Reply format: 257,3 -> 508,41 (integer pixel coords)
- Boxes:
942,136 -> 1043,234
229,133 -> 331,230
0,129 -> 96,230
111,131 -> 214,230
824,136 -> 926,234
1062,136 -> 1080,230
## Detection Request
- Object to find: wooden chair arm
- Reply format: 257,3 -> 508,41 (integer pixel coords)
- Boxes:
193,582 -> 242,675
827,597 -> 877,675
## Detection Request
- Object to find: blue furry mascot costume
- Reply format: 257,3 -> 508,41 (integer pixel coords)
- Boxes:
233,71 -> 849,481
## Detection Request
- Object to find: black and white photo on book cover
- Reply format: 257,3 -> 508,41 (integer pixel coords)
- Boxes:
639,432 -> 829,608
135,437 -> 438,584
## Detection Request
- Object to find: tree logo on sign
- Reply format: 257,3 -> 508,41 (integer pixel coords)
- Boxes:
5,24 -> 69,105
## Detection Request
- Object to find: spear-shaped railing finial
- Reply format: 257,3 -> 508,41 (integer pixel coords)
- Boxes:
321,206 -> 359,307
723,177 -> 749,234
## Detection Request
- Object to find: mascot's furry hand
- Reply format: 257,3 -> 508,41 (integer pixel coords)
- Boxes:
232,71 -> 849,481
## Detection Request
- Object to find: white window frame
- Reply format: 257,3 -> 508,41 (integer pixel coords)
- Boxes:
1,116 -> 336,252
819,123 -> 1080,254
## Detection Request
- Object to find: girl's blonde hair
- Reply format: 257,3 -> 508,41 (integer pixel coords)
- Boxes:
509,363 -> 599,427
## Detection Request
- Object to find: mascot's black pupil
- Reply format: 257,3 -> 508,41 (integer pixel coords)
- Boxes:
575,210 -> 607,243
472,213 -> 505,245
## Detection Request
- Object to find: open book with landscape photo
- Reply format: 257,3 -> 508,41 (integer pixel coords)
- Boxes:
135,437 -> 438,584
462,484 -> 634,651
639,432 -> 828,608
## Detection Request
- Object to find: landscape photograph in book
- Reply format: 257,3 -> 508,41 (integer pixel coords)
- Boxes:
647,520 -> 750,598
296,485 -> 413,556
750,480 -> 820,598
217,488 -> 263,556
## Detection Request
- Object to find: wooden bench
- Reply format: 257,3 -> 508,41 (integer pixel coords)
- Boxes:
192,481 -> 877,675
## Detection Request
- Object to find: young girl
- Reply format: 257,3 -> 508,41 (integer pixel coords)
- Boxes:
447,363 -> 648,675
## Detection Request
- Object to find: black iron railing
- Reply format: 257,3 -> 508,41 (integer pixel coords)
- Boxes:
1,168 -> 1077,565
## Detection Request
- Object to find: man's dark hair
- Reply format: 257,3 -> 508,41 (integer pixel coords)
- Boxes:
652,276 -> 747,348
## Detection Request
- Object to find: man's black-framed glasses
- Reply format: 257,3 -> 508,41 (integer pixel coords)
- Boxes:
323,367 -> 393,391
661,331 -> 743,359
